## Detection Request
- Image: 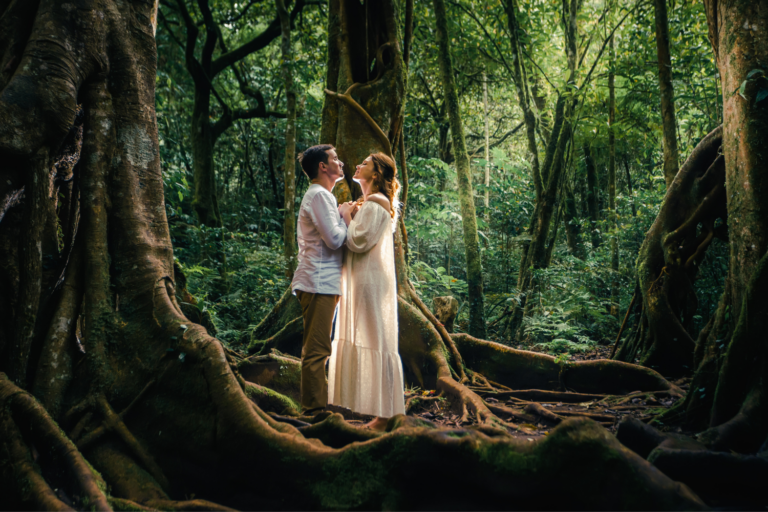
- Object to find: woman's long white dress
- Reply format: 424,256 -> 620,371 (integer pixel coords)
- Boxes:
327,198 -> 405,417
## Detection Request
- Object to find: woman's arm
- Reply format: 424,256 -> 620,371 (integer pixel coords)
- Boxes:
345,202 -> 390,253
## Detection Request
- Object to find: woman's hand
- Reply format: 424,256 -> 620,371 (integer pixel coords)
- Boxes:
349,202 -> 361,219
339,201 -> 355,226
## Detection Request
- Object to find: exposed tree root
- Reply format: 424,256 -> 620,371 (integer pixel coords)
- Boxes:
297,412 -> 382,448
614,126 -> 724,375
406,282 -> 467,382
616,417 -> 768,507
479,389 -> 610,403
0,375 -> 110,511
144,499 -> 238,511
452,334 -> 681,395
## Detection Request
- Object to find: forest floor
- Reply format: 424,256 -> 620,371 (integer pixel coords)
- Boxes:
311,344 -> 692,440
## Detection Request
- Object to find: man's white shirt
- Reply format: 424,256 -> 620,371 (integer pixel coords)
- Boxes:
291,184 -> 348,295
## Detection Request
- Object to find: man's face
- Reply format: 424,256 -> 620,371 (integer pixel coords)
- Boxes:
322,149 -> 344,182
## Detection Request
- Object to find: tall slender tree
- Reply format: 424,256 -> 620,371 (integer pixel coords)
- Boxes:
654,0 -> 680,188
608,34 -> 618,316
483,71 -> 491,220
584,144 -> 601,250
432,0 -> 486,338
276,0 -> 298,279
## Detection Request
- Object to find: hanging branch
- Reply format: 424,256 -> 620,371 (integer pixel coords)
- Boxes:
324,88 -> 393,157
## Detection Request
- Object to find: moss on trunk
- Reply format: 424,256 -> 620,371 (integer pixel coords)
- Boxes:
431,0 -> 486,338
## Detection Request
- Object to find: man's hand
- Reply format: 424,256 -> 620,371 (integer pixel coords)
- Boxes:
339,201 -> 355,226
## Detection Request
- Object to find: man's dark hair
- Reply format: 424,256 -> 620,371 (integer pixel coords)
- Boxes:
297,144 -> 335,180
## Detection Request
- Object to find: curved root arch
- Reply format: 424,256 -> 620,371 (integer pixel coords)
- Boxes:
614,126 -> 725,376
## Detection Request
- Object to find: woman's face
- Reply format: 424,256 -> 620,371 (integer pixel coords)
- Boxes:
353,156 -> 376,185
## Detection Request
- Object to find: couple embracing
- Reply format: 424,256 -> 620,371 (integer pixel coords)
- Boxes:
291,145 -> 405,430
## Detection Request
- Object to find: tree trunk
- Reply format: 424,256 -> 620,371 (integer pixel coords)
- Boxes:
508,0 -> 579,341
504,0 -> 542,274
432,0 -> 486,338
505,0 -> 542,201
564,183 -> 586,259
277,0 -> 297,279
584,144 -> 601,250
320,0 -> 402,203
268,133 -> 281,207
191,90 -> 223,228
654,0 -> 680,188
623,156 -> 637,217
612,4 -> 768,500
613,126 -> 723,375
674,0 -> 768,452
483,71 -> 490,221
608,35 -> 619,316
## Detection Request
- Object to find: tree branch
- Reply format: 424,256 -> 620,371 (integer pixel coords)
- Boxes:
469,121 -> 525,156
196,0 -> 219,72
324,88 -> 392,158
220,0 -> 264,24
173,0 -> 204,86
449,0 -> 514,78
211,0 -> 307,77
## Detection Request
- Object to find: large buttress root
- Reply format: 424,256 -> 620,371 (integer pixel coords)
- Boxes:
616,417 -> 768,508
0,375 -> 111,511
614,126 -> 724,376
453,334 -> 681,395
119,284 -> 707,509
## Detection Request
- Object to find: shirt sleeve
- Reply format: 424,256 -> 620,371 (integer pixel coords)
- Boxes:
309,191 -> 347,250
345,202 -> 390,254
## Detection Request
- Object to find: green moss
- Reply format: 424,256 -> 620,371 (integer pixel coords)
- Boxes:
107,498 -> 146,511
311,434 -> 414,510
245,383 -> 300,415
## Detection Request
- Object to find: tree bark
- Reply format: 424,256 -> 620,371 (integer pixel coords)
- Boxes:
584,144 -> 601,250
505,0 -> 542,201
432,0 -> 486,338
684,0 -> 768,452
277,0 -> 297,279
507,0 -> 579,341
564,182 -> 586,259
614,2 -> 768,486
654,0 -> 680,188
483,71 -> 491,221
321,0 -> 403,204
613,126 -> 723,375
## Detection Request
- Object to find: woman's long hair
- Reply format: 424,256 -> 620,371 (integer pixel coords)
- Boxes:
368,152 -> 400,222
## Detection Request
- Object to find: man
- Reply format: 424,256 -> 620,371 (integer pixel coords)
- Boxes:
292,145 -> 354,415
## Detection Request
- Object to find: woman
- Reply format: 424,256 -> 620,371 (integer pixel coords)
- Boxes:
327,153 -> 405,431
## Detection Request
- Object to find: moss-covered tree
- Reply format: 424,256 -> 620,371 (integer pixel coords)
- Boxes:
612,5 -> 768,502
432,0 -> 486,338
654,0 -> 680,189
276,0 -> 298,279
660,0 -> 768,449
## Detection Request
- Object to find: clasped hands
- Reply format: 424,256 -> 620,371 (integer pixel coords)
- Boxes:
338,201 -> 360,226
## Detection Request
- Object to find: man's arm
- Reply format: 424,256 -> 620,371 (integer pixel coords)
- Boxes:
309,193 -> 347,249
